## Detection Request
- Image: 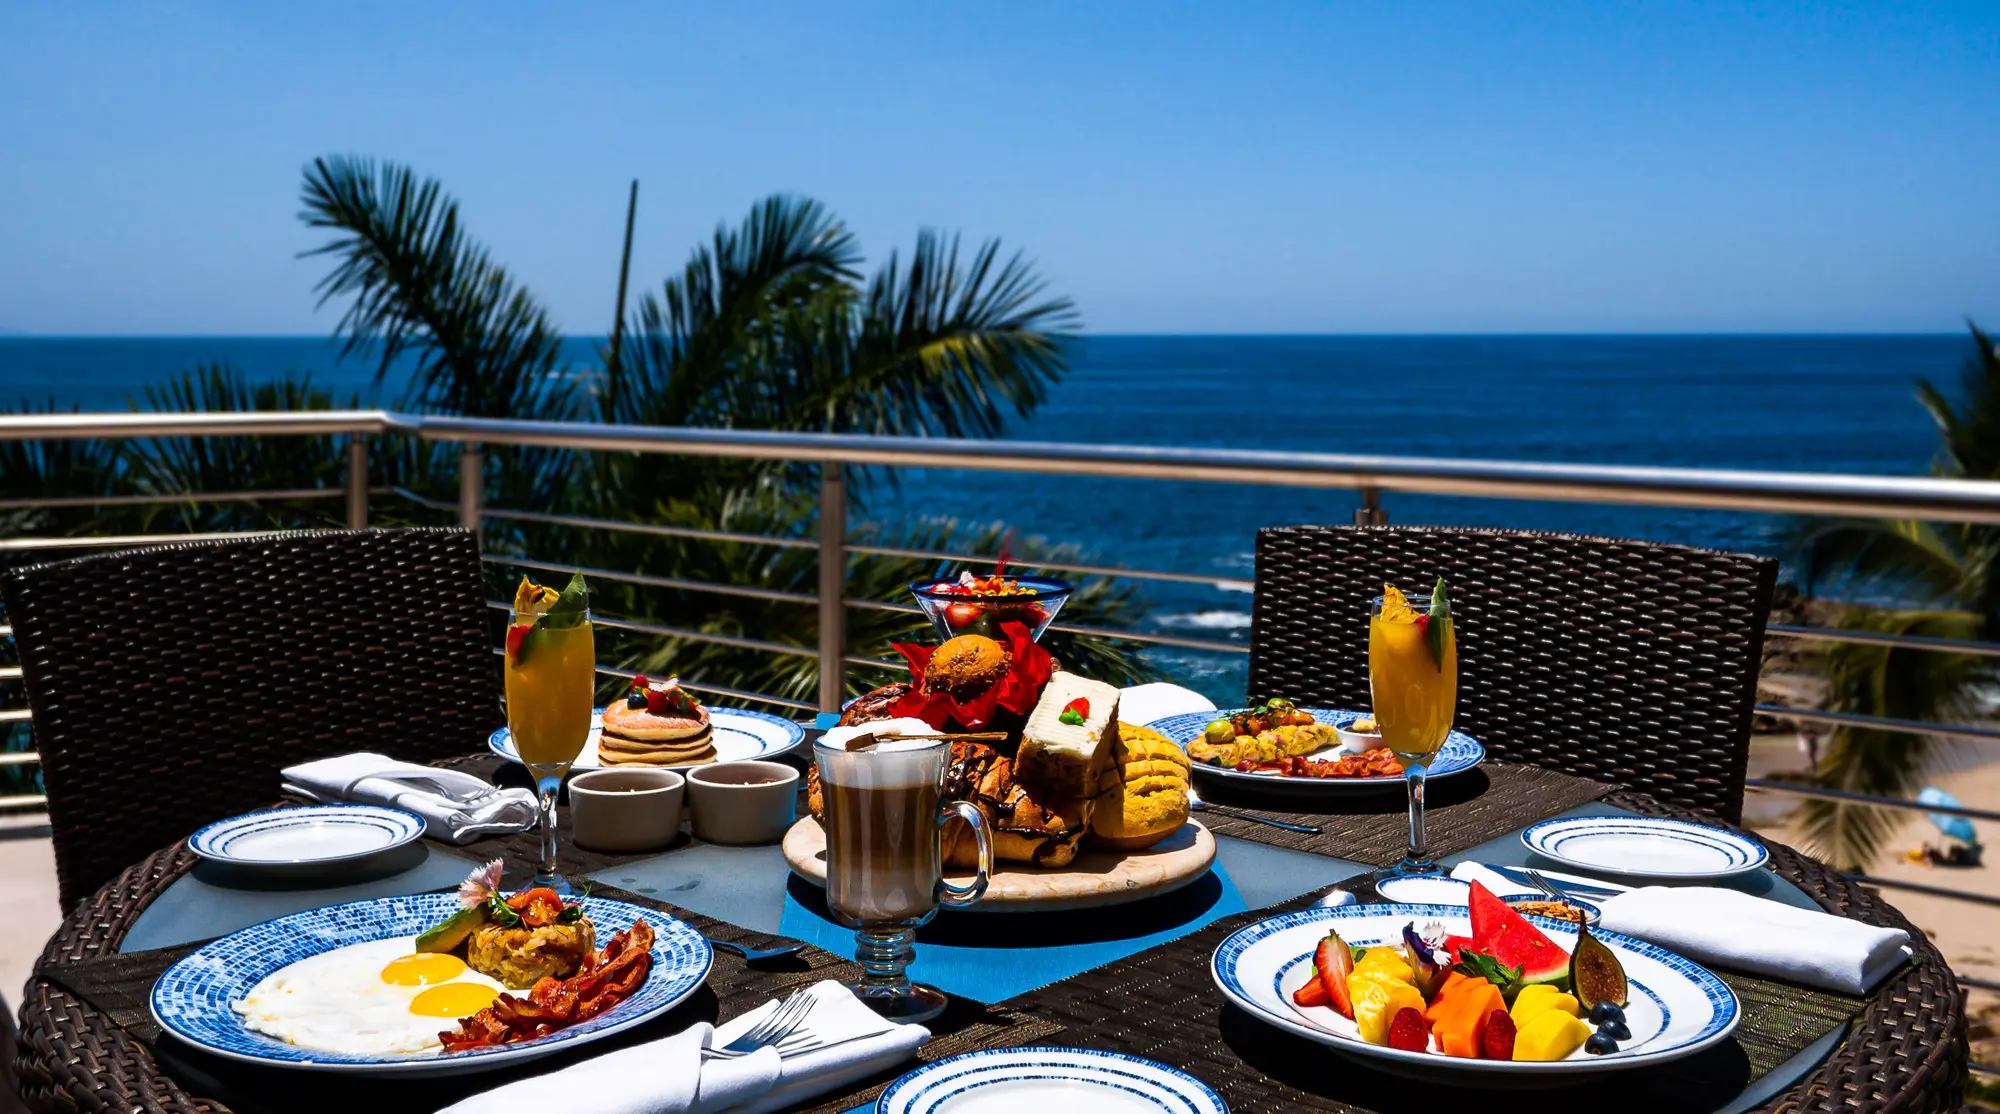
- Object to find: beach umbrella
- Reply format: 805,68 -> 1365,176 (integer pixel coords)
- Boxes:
1917,786 -> 1979,844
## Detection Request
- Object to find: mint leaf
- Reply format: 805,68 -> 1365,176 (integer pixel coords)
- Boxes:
1424,577 -> 1451,672
1452,948 -> 1525,1001
541,572 -> 590,630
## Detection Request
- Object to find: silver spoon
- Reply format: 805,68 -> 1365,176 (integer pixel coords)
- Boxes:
706,936 -> 807,962
1186,787 -> 1322,834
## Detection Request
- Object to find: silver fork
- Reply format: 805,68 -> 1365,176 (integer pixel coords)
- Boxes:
705,1029 -> 877,1061
1522,867 -> 1598,905
700,990 -> 817,1060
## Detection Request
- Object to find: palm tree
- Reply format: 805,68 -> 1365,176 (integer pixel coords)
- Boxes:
1789,323 -> 2000,868
296,156 -> 1158,702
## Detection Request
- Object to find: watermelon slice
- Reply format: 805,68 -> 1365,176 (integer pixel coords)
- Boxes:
1467,880 -> 1569,987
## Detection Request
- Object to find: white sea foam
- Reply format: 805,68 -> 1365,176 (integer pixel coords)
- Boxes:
1159,610 -> 1254,630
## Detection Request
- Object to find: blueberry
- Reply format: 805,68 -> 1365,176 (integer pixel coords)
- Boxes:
1585,1032 -> 1619,1056
1588,1001 -> 1625,1025
1599,1018 -> 1632,1041
626,693 -> 648,709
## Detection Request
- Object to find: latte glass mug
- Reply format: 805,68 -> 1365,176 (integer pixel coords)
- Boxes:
814,734 -> 993,1023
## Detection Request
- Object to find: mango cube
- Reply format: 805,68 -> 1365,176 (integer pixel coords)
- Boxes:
1513,1009 -> 1593,1061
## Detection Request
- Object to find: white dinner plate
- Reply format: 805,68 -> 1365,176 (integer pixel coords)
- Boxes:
151,893 -> 710,1075
1147,708 -> 1483,796
1211,902 -> 1738,1084
488,706 -> 805,771
188,805 -> 425,867
877,1047 -> 1228,1113
1520,815 -> 1770,880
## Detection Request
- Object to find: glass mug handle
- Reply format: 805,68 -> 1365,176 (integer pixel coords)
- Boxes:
935,800 -> 992,909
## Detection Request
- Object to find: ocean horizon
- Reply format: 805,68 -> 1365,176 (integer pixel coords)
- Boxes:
0,332 -> 1967,698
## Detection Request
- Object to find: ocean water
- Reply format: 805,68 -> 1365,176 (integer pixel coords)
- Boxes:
0,334 -> 1961,698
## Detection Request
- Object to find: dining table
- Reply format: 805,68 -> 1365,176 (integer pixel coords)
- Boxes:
13,721 -> 1969,1114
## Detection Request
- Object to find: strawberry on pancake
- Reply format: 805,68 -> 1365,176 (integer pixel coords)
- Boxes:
601,675 -> 716,766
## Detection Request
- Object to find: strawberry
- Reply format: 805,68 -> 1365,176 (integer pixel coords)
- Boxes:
1315,930 -> 1357,1020
1480,1008 -> 1517,1061
1291,975 -> 1330,1008
505,623 -> 532,659
1387,1007 -> 1429,1053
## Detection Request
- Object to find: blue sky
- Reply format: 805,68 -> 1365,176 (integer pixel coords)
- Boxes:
2,2 -> 1996,335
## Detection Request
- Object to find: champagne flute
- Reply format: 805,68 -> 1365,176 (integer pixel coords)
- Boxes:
503,575 -> 595,895
1368,580 -> 1457,878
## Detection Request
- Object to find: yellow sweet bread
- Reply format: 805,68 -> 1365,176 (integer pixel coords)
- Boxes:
1088,722 -> 1192,851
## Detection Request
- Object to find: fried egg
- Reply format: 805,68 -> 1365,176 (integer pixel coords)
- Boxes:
232,937 -> 507,1055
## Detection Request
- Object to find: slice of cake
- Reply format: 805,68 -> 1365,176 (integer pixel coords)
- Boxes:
1015,671 -> 1121,800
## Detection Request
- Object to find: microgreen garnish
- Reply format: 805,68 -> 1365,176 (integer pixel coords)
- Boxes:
486,893 -> 523,928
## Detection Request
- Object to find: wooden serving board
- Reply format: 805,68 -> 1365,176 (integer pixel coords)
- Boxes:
781,816 -> 1216,913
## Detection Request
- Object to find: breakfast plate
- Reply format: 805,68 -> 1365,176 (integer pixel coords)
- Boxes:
151,893 -> 711,1075
188,805 -> 425,868
488,706 -> 805,771
1212,902 -> 1738,1083
1149,708 -> 1484,794
1520,815 -> 1770,880
878,1047 -> 1227,1113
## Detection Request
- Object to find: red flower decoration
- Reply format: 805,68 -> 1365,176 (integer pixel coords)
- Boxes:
888,621 -> 1055,731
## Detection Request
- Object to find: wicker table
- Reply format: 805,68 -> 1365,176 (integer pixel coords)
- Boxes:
15,787 -> 1970,1114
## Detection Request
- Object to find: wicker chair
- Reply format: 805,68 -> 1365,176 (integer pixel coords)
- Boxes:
1249,525 -> 1778,821
0,528 -> 502,912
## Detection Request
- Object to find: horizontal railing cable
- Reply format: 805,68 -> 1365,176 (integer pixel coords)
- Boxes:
0,794 -> 48,809
483,600 -> 815,659
845,541 -> 1256,591
1756,703 -> 2000,743
484,507 -> 819,550
841,597 -> 1250,654
0,488 -> 347,511
0,531 -> 285,552
1846,873 -> 2000,908
1745,778 -> 2000,822
0,709 -> 34,724
0,752 -> 40,767
483,554 -> 818,605
1765,623 -> 2000,658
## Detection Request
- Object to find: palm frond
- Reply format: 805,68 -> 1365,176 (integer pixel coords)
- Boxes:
1792,517 -> 1969,608
300,154 -> 571,420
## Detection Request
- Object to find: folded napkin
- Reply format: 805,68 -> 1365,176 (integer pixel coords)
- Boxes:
440,980 -> 929,1114
1118,682 -> 1217,728
282,752 -> 538,844
1598,886 -> 1910,995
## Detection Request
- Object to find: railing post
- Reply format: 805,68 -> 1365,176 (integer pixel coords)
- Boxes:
1354,487 -> 1388,526
817,462 -> 846,713
459,444 -> 484,546
345,437 -> 368,529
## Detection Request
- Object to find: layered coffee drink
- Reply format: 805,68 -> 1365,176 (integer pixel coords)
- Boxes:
821,737 -> 945,925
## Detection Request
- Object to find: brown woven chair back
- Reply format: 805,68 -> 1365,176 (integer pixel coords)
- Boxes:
1,528 -> 501,911
1250,525 -> 1777,820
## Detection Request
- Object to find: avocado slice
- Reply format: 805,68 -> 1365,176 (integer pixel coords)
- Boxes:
416,905 -> 488,954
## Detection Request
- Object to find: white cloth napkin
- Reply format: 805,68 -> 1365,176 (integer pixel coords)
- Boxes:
1598,886 -> 1911,995
1117,682 -> 1216,727
439,980 -> 928,1114
281,752 -> 538,844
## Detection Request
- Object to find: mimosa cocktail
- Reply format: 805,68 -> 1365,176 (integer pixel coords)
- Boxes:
505,573 -> 594,893
1369,580 -> 1456,876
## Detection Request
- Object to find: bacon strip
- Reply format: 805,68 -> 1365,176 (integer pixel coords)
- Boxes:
437,919 -> 656,1051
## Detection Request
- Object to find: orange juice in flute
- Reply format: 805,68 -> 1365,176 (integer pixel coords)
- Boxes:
505,573 -> 594,893
1369,579 -> 1455,877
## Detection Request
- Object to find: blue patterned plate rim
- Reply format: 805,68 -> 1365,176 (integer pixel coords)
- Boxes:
1521,815 -> 1770,878
877,1046 -> 1228,1113
1209,902 -> 1739,1075
488,705 -> 806,770
149,893 -> 712,1074
1146,708 -> 1484,788
187,805 -> 426,866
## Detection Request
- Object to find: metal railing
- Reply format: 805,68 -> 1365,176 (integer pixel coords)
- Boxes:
2,410 -> 1999,924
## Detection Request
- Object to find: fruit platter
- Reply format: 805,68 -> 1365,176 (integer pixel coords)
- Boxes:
1211,882 -> 1739,1083
1148,698 -> 1486,796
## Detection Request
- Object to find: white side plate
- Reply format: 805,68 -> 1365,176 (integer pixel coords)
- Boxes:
1520,815 -> 1770,880
878,1047 -> 1228,1113
188,805 -> 425,867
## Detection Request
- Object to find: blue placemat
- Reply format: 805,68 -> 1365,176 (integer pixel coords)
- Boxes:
779,863 -> 1250,1003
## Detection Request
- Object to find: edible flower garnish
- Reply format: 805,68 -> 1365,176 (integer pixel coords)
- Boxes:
507,573 -> 589,665
1058,697 -> 1089,726
458,859 -> 505,909
1402,920 -> 1451,998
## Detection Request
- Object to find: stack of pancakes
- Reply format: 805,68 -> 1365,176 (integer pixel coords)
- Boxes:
599,698 -> 715,766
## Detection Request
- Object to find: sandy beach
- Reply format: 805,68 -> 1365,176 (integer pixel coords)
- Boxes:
1745,735 -> 2000,1074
